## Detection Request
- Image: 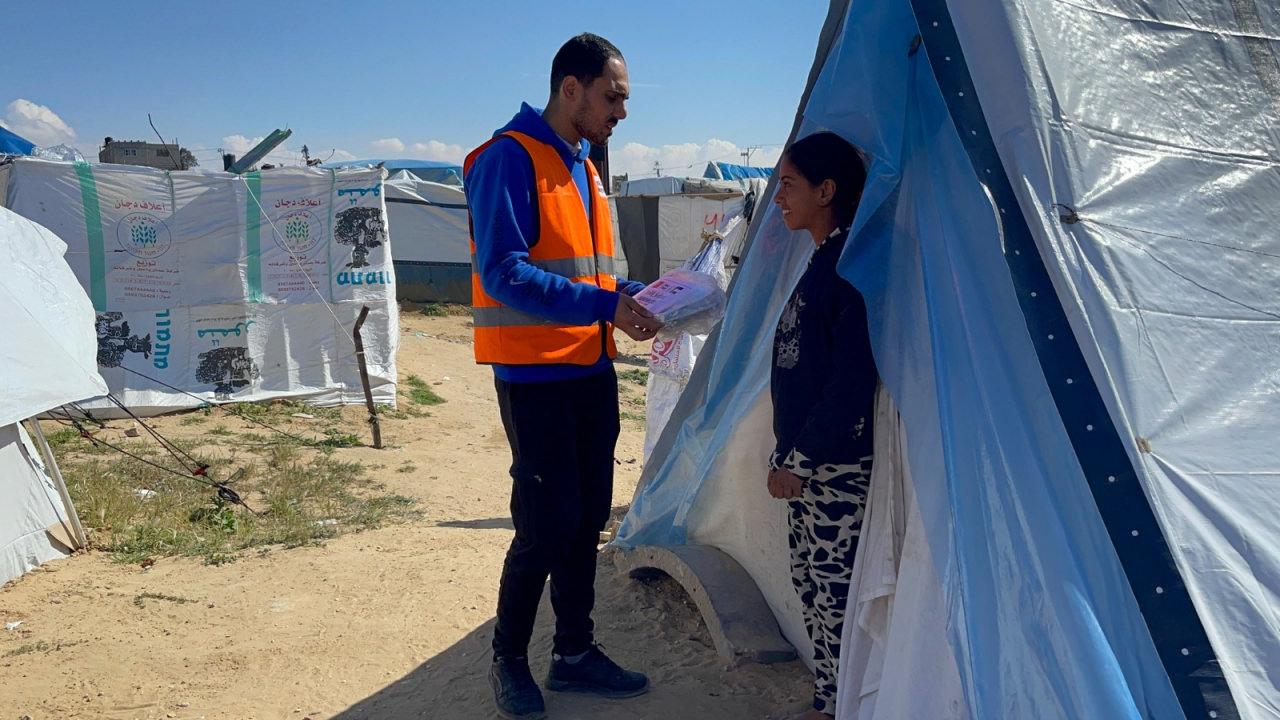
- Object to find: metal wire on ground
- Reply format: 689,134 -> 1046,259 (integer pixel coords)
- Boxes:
51,403 -> 257,515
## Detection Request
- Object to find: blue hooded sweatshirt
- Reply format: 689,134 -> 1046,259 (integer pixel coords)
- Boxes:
465,103 -> 646,383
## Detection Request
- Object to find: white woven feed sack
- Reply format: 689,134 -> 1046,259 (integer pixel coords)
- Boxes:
4,159 -> 397,415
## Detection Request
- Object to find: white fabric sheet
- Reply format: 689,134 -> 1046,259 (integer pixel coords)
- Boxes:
0,206 -> 108,426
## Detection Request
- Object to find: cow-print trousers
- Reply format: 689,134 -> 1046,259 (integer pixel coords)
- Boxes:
780,451 -> 872,715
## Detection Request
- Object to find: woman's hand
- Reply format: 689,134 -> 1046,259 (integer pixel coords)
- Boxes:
767,467 -> 805,499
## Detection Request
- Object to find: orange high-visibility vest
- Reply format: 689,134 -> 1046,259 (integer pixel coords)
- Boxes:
464,130 -> 618,366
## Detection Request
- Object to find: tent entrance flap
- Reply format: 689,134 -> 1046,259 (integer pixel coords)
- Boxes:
616,0 -> 1278,717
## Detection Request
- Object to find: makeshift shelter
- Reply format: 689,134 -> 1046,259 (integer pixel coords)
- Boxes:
618,1 -> 1279,719
0,126 -> 35,156
0,206 -> 106,583
616,176 -> 685,197
383,170 -> 471,303
2,159 -> 398,416
609,188 -> 748,283
324,158 -> 462,186
617,176 -> 744,197
703,161 -> 772,181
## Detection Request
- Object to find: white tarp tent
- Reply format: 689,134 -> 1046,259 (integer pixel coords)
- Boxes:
609,193 -> 745,283
3,160 -> 398,416
1,205 -> 106,583
383,170 -> 472,304
655,194 -> 744,277
618,0 -> 1279,718
617,176 -> 684,197
617,176 -> 746,197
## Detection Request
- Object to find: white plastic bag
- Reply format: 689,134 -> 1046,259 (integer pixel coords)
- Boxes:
642,226 -> 733,461
633,268 -> 726,335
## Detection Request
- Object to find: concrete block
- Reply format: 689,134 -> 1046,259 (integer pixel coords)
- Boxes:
615,544 -> 797,665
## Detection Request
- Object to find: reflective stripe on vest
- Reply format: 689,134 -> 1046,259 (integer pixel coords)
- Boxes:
464,129 -> 618,366
472,306 -> 559,328
470,253 -> 616,279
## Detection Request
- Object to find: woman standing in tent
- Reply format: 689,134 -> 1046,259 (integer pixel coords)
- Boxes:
767,131 -> 876,720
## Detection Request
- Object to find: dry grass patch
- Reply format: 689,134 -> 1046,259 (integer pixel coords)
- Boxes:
51,402 -> 419,567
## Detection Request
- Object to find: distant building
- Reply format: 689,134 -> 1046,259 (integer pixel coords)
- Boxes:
99,137 -> 192,169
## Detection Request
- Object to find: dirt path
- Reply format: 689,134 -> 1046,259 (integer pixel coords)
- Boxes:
0,311 -> 810,720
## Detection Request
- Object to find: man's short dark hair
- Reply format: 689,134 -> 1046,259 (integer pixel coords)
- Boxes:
550,33 -> 624,96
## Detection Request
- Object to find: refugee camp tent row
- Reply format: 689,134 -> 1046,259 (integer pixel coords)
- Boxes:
1,158 -> 398,417
610,191 -> 745,283
618,0 -> 1280,718
0,206 -> 106,584
614,174 -> 765,277
324,157 -> 463,186
609,173 -> 764,284
616,176 -> 746,197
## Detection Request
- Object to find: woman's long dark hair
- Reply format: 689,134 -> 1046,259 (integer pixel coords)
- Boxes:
782,132 -> 868,229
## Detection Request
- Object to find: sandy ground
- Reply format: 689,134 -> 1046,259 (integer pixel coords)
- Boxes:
1,311 -> 810,720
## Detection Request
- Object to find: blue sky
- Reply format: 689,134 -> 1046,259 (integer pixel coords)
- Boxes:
1,1 -> 828,177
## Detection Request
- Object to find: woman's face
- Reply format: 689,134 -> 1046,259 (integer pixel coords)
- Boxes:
774,156 -> 829,233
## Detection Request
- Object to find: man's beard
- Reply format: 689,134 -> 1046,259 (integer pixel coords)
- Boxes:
572,105 -> 610,146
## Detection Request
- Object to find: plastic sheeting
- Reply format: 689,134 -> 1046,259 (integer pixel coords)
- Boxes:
654,195 -> 745,277
618,176 -> 684,197
952,1 -> 1280,716
643,239 -> 729,462
619,0 -> 1278,716
0,206 -> 103,583
324,158 -> 462,186
385,171 -> 469,266
0,206 -> 108,427
0,126 -> 35,155
4,159 -> 398,415
835,389 -> 967,719
703,161 -> 773,181
816,7 -> 1183,714
611,196 -> 658,282
0,423 -> 75,584
384,171 -> 471,303
609,194 -> 743,283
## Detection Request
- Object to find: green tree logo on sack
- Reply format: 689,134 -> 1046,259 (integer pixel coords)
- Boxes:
132,224 -> 156,247
273,209 -> 322,254
116,213 -> 172,259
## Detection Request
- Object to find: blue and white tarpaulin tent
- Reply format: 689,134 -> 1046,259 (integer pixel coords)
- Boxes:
703,161 -> 773,181
323,158 -> 463,187
617,1 -> 1279,718
0,126 -> 36,156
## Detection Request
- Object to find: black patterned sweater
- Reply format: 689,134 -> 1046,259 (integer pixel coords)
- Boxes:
769,228 -> 879,478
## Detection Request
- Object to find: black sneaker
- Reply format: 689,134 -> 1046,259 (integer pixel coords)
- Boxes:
545,645 -> 650,698
489,656 -> 547,720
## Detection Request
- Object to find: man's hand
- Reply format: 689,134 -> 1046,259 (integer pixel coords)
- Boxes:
614,294 -> 663,341
767,467 -> 804,499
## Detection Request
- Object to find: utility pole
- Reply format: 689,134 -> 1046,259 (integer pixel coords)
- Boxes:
741,145 -> 758,167
653,160 -> 662,177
